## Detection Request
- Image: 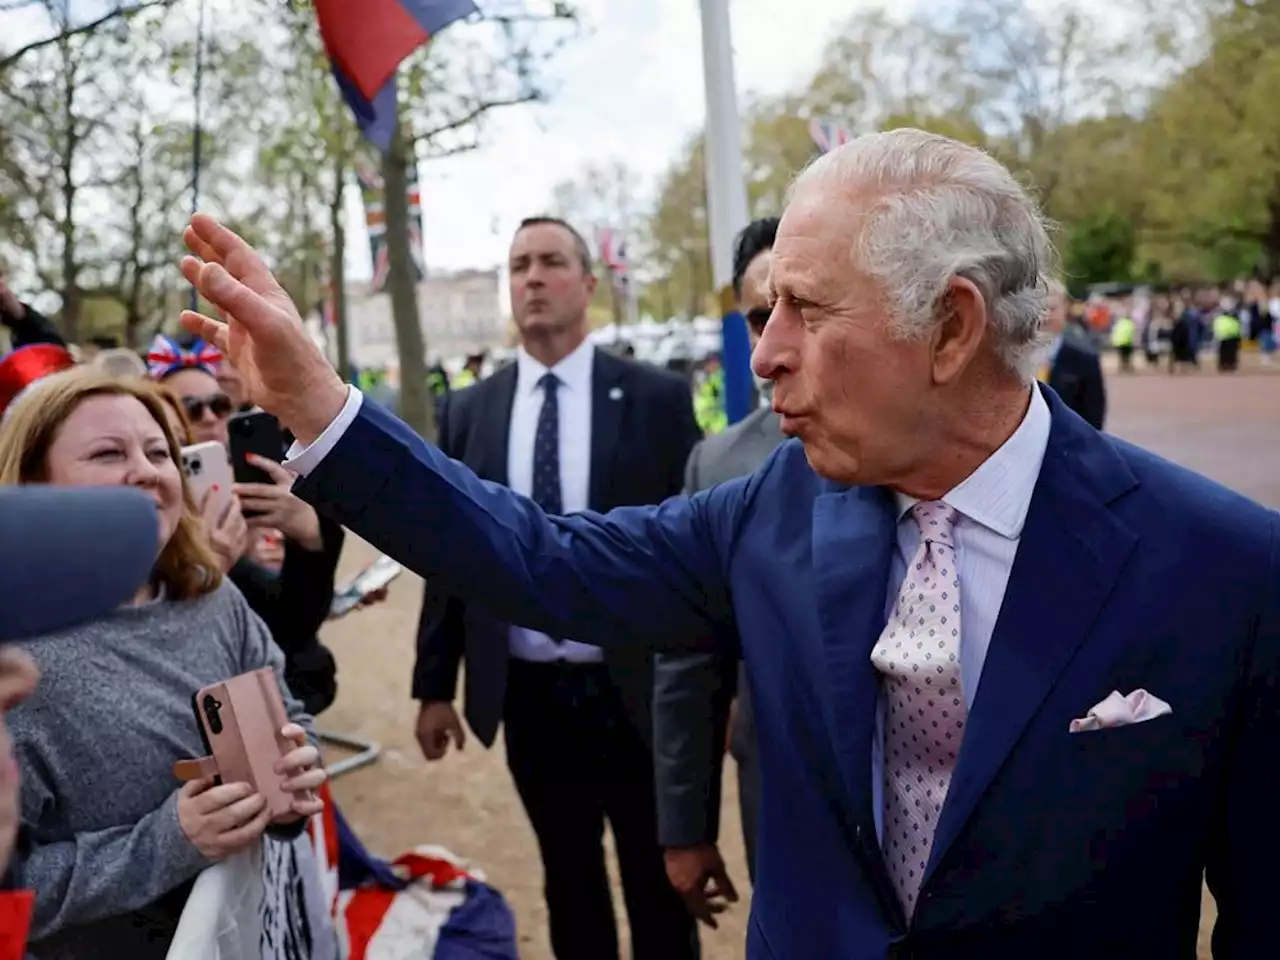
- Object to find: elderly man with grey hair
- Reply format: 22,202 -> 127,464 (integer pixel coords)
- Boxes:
179,128 -> 1277,959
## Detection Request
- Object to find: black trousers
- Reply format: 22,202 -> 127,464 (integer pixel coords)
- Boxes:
504,659 -> 698,960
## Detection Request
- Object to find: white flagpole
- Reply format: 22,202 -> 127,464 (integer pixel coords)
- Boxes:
698,0 -> 752,423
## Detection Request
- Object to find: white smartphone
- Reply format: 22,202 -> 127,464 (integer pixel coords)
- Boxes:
330,554 -> 404,618
180,441 -> 235,515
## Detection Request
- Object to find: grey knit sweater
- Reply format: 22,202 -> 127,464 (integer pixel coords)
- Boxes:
8,579 -> 314,960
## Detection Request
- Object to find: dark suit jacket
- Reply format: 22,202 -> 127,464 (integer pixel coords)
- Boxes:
1049,333 -> 1106,430
411,348 -> 701,748
300,384 -> 1279,959
652,405 -> 784,848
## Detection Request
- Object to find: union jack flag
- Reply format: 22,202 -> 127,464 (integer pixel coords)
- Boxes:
355,153 -> 425,292
144,333 -> 223,380
809,117 -> 854,154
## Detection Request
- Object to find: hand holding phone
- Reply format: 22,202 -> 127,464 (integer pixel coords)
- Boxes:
330,555 -> 403,618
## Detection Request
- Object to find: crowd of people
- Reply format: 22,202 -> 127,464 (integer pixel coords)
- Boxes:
0,127 -> 1276,960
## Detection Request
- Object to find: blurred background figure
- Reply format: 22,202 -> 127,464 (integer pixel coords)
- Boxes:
1039,282 -> 1107,430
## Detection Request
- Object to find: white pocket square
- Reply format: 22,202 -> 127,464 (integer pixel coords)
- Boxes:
1068,689 -> 1172,733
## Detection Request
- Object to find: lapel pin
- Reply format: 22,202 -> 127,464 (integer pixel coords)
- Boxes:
609,386 -> 624,401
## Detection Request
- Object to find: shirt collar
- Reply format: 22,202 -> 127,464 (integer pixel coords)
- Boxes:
516,338 -> 595,396
893,384 -> 1052,540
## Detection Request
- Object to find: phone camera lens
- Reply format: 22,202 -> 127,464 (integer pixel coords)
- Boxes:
202,694 -> 223,735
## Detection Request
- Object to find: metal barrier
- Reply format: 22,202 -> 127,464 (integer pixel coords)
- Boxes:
318,729 -> 381,778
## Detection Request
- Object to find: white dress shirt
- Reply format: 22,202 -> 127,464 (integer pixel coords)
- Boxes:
504,341 -> 602,663
871,385 -> 1052,842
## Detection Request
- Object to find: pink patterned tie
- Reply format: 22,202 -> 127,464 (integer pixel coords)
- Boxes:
870,501 -> 965,917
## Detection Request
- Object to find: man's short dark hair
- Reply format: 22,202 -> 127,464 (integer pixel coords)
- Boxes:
732,217 -> 780,300
517,216 -> 594,275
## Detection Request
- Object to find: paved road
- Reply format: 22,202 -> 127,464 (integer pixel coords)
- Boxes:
322,363 -> 1278,959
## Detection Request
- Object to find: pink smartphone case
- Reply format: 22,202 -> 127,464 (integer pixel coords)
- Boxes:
173,666 -> 296,821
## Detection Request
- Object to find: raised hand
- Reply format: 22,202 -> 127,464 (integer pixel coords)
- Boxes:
179,213 -> 347,444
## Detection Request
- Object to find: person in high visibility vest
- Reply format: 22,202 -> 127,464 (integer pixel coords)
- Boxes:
1213,309 -> 1242,372
1110,314 -> 1136,372
427,361 -> 450,398
694,355 -> 727,435
452,352 -> 485,390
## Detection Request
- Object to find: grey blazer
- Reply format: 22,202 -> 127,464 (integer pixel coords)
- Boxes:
651,405 -> 784,859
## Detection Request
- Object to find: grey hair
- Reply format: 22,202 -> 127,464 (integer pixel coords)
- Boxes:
789,128 -> 1058,381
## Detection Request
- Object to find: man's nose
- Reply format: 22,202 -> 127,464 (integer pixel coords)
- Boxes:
751,309 -> 790,381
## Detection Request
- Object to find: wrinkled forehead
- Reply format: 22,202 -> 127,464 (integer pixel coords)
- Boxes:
770,184 -> 869,298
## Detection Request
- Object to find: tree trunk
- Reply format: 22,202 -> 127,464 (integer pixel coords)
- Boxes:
383,113 -> 433,440
58,34 -> 80,343
329,153 -> 351,379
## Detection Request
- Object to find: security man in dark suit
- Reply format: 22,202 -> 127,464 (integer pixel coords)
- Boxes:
1039,283 -> 1106,430
652,218 -> 784,932
411,216 -> 702,960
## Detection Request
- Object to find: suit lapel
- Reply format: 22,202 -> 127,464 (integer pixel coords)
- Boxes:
471,364 -> 517,485
588,351 -> 625,510
812,486 -> 897,867
926,395 -> 1140,880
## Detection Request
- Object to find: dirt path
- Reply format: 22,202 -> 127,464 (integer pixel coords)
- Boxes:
323,361 -> 1280,958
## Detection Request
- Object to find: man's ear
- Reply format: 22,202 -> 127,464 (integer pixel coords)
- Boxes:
930,276 -> 988,385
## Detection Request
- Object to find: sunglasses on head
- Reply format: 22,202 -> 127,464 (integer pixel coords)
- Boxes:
182,393 -> 233,420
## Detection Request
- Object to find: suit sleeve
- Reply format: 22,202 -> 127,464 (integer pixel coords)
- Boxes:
1081,352 -> 1107,430
294,399 -> 742,654
411,392 -> 469,704
1205,513 -> 1280,958
652,439 -> 737,847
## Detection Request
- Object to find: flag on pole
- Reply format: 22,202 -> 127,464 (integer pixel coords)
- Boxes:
315,0 -> 479,151
808,117 -> 854,154
355,153 -> 426,292
596,226 -> 630,291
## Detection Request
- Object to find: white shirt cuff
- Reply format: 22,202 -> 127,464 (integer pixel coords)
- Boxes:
283,386 -> 365,477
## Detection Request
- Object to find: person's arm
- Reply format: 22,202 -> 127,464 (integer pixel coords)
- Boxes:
653,651 -> 735,847
291,395 -> 748,654
1205,513 -> 1280,958
232,584 -> 315,744
652,439 -> 732,847
231,583 -> 317,840
16,773 -> 208,940
228,516 -> 343,658
411,392 -> 467,703
3,302 -> 65,349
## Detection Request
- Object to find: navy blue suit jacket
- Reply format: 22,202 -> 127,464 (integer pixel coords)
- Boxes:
296,386 -> 1279,959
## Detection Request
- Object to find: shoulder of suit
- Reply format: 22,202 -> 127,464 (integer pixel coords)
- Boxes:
601,350 -> 688,392
1105,434 -> 1276,556
1062,331 -> 1102,359
692,407 -> 771,459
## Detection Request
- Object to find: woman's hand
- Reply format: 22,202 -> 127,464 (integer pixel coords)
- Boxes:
233,455 -> 322,552
201,488 -> 249,573
177,777 -> 271,861
247,529 -> 285,571
274,723 -> 326,821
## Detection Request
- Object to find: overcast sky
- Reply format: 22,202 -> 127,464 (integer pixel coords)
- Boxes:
3,0 -> 1120,286
2,0 -> 865,281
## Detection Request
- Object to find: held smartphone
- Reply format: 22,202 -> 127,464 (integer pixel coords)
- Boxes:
189,667 -> 296,822
180,441 -> 234,514
227,410 -> 286,486
330,554 -> 404,618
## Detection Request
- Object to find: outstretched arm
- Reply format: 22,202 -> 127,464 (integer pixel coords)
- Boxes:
291,395 -> 746,654
175,213 -> 745,655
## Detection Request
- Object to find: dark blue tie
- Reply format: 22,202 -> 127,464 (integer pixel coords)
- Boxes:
531,373 -> 562,515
